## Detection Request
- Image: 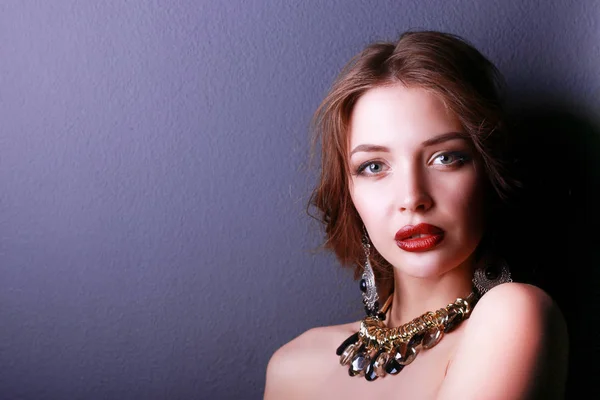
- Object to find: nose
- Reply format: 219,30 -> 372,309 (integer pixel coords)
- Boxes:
397,167 -> 433,213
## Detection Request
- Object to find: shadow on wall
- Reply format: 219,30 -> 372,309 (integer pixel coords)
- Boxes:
501,100 -> 600,398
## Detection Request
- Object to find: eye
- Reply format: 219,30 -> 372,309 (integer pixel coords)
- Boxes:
355,161 -> 387,176
432,151 -> 469,167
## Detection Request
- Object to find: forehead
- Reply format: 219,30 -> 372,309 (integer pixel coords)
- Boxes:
348,84 -> 463,150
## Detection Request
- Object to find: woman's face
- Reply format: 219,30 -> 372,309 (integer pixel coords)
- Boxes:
348,84 -> 485,279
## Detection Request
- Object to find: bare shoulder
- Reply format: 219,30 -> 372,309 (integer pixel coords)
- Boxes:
467,282 -> 568,347
266,324 -> 348,372
471,281 -> 562,318
263,322 -> 358,400
437,282 -> 569,400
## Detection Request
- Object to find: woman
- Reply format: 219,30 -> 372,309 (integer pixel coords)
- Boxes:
264,30 -> 568,399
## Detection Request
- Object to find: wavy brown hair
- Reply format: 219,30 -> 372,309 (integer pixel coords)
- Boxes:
307,30 -> 519,297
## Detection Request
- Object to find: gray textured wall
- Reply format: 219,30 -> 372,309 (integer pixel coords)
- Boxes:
1,1 -> 598,399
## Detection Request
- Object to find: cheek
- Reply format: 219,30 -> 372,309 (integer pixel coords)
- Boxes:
450,174 -> 486,232
350,181 -> 392,224
350,186 -> 372,223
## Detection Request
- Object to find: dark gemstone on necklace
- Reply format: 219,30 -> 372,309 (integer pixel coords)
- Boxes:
384,358 -> 404,375
377,312 -> 386,321
395,344 -> 418,366
364,359 -> 379,381
364,350 -> 383,381
485,266 -> 499,280
408,332 -> 425,348
444,313 -> 463,333
359,279 -> 367,292
349,352 -> 369,376
336,332 -> 359,356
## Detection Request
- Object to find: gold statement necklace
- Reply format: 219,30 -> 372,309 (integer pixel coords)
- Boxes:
336,290 -> 479,381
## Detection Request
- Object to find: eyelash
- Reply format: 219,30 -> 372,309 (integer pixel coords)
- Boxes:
354,151 -> 470,176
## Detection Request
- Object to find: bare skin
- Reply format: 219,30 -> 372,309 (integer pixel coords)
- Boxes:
265,283 -> 568,400
264,85 -> 568,399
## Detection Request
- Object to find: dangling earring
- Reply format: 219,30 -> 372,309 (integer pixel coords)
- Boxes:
360,227 -> 382,318
472,257 -> 512,296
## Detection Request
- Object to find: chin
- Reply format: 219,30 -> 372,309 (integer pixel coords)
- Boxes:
393,259 -> 455,278
385,247 -> 475,278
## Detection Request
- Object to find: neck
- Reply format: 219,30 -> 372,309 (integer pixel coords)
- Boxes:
386,257 -> 475,327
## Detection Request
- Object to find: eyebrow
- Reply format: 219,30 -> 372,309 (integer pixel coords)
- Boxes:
349,131 -> 469,156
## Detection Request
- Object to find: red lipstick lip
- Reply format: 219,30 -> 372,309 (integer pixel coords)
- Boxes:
395,223 -> 445,252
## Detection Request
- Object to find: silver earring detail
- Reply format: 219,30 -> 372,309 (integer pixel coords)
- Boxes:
360,228 -> 380,316
472,258 -> 512,295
